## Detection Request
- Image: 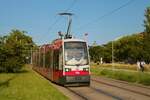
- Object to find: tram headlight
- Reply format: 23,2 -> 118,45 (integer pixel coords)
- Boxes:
65,68 -> 71,72
83,68 -> 89,71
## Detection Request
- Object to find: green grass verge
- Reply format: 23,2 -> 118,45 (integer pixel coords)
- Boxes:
0,65 -> 68,100
91,63 -> 150,71
91,67 -> 150,86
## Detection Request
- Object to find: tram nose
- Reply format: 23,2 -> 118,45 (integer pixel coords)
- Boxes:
75,64 -> 80,69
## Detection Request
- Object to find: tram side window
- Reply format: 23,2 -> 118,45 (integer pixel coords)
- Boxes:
45,50 -> 51,68
45,51 -> 48,68
50,50 -> 53,68
40,53 -> 43,67
53,50 -> 59,70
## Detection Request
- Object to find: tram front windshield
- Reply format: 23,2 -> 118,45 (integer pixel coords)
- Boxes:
64,42 -> 88,66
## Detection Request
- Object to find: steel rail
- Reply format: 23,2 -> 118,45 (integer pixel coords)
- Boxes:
91,78 -> 150,97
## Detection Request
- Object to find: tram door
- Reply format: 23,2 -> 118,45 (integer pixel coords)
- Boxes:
59,47 -> 63,77
49,50 -> 53,81
53,50 -> 59,82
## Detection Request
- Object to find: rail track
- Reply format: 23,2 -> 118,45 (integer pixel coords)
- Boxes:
66,86 -> 123,100
65,87 -> 89,100
61,77 -> 150,100
91,77 -> 150,98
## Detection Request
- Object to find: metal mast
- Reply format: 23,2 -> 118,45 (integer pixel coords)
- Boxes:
59,13 -> 73,39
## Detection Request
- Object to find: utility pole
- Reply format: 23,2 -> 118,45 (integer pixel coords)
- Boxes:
112,41 -> 114,70
111,36 -> 123,70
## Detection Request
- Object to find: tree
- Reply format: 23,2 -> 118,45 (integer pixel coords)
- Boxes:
89,33 -> 144,64
144,7 -> 150,34
89,46 -> 103,63
143,7 -> 150,63
102,42 -> 112,63
0,29 -> 35,72
114,34 -> 144,63
89,44 -> 112,63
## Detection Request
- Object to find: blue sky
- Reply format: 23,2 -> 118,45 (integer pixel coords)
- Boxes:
0,0 -> 149,45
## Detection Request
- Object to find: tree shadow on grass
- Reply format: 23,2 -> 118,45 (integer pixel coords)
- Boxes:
0,69 -> 29,89
15,69 -> 29,74
0,69 -> 29,74
0,75 -> 17,88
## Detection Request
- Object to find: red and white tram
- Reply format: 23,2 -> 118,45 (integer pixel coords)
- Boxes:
32,38 -> 90,86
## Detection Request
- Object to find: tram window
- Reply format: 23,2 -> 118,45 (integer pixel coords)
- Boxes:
64,42 -> 89,66
48,50 -> 51,68
50,50 -> 53,68
45,52 -> 48,67
45,50 -> 51,68
48,50 -> 52,68
40,53 -> 43,67
53,50 -> 59,70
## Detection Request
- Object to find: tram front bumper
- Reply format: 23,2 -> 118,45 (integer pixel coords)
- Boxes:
66,75 -> 90,83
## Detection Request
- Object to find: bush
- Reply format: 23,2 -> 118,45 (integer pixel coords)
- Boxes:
5,57 -> 23,72
0,43 -> 23,73
0,52 -> 24,73
0,29 -> 35,73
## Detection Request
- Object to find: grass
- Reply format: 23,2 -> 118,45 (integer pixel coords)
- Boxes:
0,65 -> 68,100
91,65 -> 150,86
91,62 -> 150,71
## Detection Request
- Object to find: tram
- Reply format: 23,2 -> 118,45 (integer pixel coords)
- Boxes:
32,13 -> 90,86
